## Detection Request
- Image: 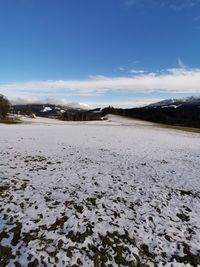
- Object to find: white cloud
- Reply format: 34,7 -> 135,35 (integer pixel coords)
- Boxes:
1,67 -> 200,101
11,96 -> 44,105
91,98 -> 162,108
10,96 -> 159,109
118,66 -> 125,71
129,69 -> 146,74
11,97 -> 92,109
177,58 -> 187,69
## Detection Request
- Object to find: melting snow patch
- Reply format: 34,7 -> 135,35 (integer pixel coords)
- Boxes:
0,117 -> 200,266
42,106 -> 52,112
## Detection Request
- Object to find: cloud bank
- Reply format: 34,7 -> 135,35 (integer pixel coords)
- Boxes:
1,67 -> 200,101
10,97 -> 92,109
10,96 -> 161,109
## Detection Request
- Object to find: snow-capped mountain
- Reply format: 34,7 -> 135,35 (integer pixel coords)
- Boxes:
148,96 -> 200,109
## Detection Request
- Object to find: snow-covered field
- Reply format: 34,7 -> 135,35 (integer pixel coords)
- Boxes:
0,115 -> 200,267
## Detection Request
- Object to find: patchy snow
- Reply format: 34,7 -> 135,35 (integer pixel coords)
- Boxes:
161,105 -> 182,109
0,116 -> 200,266
41,107 -> 52,112
19,114 -> 155,127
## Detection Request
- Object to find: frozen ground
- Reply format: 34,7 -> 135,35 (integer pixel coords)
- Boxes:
0,115 -> 200,267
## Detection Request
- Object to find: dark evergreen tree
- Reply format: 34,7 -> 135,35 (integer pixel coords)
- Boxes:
0,94 -> 10,119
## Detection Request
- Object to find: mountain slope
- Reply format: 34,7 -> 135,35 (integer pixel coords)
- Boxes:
148,96 -> 200,108
12,104 -> 102,121
102,96 -> 200,128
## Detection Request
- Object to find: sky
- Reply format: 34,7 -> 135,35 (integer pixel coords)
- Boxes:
0,0 -> 200,107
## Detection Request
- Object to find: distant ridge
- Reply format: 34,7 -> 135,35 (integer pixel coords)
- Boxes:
12,103 -> 102,121
148,96 -> 200,108
101,96 -> 200,129
11,96 -> 200,127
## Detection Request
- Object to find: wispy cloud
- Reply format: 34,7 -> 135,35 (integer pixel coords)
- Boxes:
128,60 -> 140,66
123,0 -> 200,9
129,69 -> 146,74
118,66 -> 126,71
168,0 -> 200,10
193,16 -> 200,30
124,0 -> 137,8
116,60 -> 140,72
1,66 -> 200,101
177,58 -> 187,69
193,16 -> 200,21
11,97 -> 160,109
11,97 -> 92,109
91,98 -> 163,108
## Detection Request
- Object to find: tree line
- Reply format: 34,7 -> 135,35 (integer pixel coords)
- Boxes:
101,105 -> 200,128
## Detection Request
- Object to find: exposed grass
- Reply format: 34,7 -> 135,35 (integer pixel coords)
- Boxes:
127,116 -> 200,134
0,185 -> 10,196
0,117 -> 21,124
154,123 -> 200,134
110,115 -> 200,134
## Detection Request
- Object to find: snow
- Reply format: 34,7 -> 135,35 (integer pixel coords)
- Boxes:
41,106 -> 52,112
0,115 -> 200,266
161,105 -> 182,109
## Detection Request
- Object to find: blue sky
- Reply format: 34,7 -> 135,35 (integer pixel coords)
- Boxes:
0,0 -> 200,107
